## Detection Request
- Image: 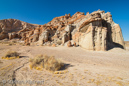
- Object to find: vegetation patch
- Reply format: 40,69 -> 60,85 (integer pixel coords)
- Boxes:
29,55 -> 64,71
2,51 -> 20,60
0,63 -> 13,70
54,70 -> 68,74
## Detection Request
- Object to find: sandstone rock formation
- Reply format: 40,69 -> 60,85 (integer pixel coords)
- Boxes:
0,10 -> 125,51
0,19 -> 38,40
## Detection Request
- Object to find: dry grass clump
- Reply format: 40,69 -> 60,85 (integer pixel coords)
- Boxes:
0,63 -> 13,70
95,80 -> 102,85
115,81 -> 123,86
29,55 -> 64,71
54,70 -> 68,74
87,79 -> 95,83
2,51 -> 20,60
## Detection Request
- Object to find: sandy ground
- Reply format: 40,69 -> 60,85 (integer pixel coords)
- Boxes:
0,42 -> 129,86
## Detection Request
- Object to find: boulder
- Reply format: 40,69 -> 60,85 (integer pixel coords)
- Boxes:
67,41 -> 72,47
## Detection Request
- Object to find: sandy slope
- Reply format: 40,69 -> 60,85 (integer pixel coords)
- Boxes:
0,44 -> 129,86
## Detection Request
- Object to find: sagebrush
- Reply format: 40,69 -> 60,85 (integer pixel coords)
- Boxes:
29,55 -> 64,71
2,51 -> 20,60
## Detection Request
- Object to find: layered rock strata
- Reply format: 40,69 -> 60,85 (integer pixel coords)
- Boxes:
0,10 -> 125,51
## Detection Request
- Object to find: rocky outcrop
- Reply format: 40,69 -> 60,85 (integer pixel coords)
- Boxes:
0,32 -> 8,40
38,30 -> 49,45
0,19 -> 39,39
0,10 -> 125,51
111,24 -> 125,49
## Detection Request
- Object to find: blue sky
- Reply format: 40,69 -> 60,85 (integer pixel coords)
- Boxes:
0,0 -> 129,41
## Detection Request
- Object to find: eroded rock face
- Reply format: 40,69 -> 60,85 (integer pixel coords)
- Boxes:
0,10 -> 125,51
38,30 -> 49,45
0,19 -> 39,39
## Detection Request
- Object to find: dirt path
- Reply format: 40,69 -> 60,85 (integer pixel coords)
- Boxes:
0,44 -> 129,86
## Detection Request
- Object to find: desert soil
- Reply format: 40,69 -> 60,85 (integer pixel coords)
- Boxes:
0,42 -> 129,86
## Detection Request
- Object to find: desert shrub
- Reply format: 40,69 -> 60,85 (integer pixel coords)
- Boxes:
5,51 -> 19,57
2,51 -> 20,60
29,55 -> 64,71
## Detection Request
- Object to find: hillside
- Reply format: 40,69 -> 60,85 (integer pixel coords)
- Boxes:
0,10 -> 125,51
